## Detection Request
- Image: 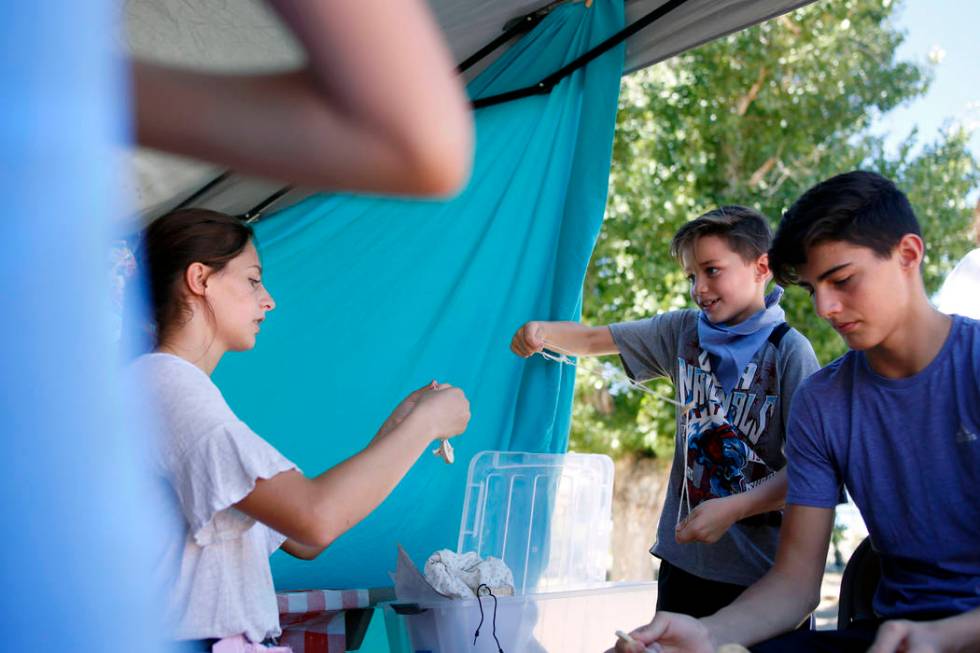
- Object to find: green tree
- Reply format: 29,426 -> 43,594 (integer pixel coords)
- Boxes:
570,0 -> 979,457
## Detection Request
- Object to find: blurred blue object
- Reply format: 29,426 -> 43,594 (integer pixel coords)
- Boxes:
0,3 -> 165,651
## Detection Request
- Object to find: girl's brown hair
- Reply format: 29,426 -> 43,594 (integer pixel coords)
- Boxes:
140,208 -> 254,344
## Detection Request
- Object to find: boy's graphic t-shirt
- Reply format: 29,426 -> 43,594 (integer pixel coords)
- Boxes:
610,310 -> 819,586
679,349 -> 782,513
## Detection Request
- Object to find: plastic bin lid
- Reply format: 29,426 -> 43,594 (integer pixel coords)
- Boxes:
456,451 -> 614,595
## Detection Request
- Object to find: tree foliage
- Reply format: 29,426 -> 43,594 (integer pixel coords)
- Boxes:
570,0 -> 979,457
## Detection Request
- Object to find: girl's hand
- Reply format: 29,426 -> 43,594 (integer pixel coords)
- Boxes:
373,381 -> 435,443
675,495 -> 745,544
412,383 -> 470,440
511,321 -> 546,357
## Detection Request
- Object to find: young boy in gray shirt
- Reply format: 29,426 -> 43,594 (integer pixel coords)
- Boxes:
511,206 -> 819,617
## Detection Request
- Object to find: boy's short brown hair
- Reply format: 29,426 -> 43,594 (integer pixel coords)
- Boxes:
670,205 -> 773,264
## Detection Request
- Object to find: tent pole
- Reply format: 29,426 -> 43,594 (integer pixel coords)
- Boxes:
237,0 -> 692,223
239,186 -> 293,223
172,171 -> 232,210
473,0 -> 691,109
457,2 -> 561,73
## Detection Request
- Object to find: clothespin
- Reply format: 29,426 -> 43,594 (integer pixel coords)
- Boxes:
433,438 -> 455,464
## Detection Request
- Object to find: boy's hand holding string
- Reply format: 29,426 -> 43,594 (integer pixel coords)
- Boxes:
675,469 -> 787,544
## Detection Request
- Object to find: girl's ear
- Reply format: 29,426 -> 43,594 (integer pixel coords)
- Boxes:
184,262 -> 212,297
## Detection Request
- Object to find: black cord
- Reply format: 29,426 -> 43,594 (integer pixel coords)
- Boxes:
489,587 -> 502,653
473,586 -> 485,646
473,584 -> 504,652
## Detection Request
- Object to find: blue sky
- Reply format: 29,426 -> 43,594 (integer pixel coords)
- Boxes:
872,0 -> 980,159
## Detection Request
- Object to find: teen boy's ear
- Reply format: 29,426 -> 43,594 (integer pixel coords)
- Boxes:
895,233 -> 925,271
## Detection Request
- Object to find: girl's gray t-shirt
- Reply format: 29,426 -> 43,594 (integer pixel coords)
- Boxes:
610,310 -> 819,586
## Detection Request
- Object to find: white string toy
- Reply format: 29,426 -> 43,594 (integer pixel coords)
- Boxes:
536,339 -> 696,525
538,339 -> 690,409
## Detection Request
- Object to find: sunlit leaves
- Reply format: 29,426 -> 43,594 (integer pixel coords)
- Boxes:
570,0 -> 979,457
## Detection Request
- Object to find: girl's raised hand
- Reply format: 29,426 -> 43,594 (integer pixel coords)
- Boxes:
373,381 -> 437,443
413,383 -> 471,440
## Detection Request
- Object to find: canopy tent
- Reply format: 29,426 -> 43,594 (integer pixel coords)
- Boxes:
3,2 -> 831,650
215,0 -> 625,590
125,0 -> 814,222
122,0 -> 819,590
123,0 -> 820,589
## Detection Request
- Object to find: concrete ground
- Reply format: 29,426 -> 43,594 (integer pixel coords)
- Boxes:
815,569 -> 843,630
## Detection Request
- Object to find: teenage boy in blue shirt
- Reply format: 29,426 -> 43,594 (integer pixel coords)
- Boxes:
611,171 -> 980,653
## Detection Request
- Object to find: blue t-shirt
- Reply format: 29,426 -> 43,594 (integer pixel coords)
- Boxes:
786,315 -> 980,619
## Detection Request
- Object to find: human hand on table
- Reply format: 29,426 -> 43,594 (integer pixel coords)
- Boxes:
605,612 -> 716,653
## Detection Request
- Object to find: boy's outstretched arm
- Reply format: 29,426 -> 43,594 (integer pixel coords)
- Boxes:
609,505 -> 833,653
675,468 -> 787,544
510,321 -> 619,358
869,607 -> 980,653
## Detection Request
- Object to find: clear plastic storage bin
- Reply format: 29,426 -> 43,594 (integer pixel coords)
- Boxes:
400,451 -> 658,653
403,581 -> 658,653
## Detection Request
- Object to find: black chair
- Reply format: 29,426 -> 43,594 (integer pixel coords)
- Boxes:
837,536 -> 881,629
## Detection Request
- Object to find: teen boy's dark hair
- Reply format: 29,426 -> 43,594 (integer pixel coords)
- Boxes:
670,205 -> 773,264
770,171 -> 922,286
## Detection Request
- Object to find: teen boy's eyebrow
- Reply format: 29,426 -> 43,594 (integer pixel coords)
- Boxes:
816,262 -> 852,281
799,262 -> 852,293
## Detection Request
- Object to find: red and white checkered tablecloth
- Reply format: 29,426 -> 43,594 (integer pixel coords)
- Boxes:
276,589 -> 371,653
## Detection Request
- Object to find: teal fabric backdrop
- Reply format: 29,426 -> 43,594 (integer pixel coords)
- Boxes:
215,1 -> 625,590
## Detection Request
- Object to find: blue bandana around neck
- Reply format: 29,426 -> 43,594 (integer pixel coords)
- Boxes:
697,285 -> 786,396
